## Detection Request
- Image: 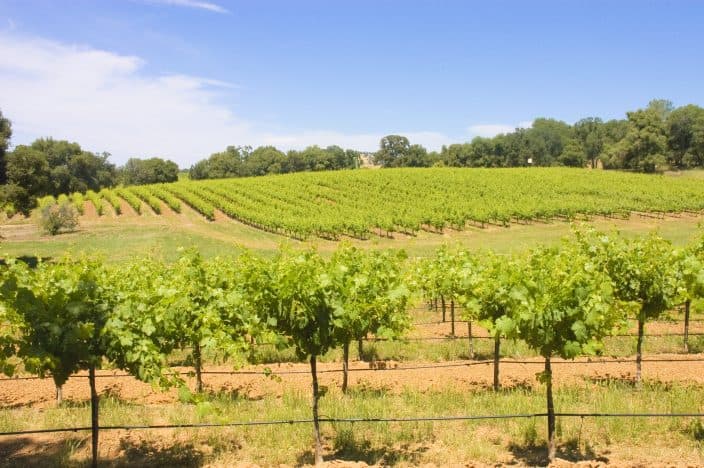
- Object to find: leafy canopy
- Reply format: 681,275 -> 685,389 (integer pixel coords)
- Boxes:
513,244 -> 619,359
0,257 -> 171,386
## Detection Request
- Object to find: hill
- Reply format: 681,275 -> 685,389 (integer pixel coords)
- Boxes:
2,167 -> 704,261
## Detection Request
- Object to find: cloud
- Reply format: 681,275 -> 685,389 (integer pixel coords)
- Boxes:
467,121 -> 533,138
0,33 -> 255,167
142,0 -> 229,14
0,32 -> 456,167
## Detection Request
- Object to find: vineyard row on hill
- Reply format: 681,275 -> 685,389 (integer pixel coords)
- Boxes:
43,168 -> 704,239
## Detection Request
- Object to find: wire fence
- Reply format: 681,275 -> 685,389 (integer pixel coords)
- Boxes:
411,318 -> 704,326
241,329 -> 704,346
364,332 -> 704,342
1,412 -> 703,437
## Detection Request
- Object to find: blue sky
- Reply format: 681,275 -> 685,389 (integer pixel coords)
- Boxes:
1,0 -> 703,166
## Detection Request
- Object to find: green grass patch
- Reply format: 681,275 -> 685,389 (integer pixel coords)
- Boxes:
1,382 -> 703,465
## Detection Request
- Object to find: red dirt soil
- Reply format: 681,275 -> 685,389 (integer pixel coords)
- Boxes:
2,354 -> 703,408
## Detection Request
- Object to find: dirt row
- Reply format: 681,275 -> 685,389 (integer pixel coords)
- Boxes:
408,317 -> 704,339
1,354 -> 703,408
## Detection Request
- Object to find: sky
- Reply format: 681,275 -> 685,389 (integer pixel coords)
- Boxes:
0,0 -> 703,167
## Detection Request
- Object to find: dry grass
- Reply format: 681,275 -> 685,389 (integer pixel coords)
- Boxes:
1,308 -> 703,465
1,380 -> 703,466
1,199 -> 703,262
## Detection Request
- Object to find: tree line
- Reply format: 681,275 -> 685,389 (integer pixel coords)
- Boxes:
188,144 -> 361,180
2,98 -> 704,214
1,230 -> 703,465
378,100 -> 704,172
187,99 -> 704,179
0,110 -> 179,215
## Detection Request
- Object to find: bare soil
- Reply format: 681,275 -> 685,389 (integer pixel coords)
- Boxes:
411,317 -> 704,339
117,199 -> 138,217
80,200 -> 98,219
1,354 -> 703,467
2,354 -> 703,408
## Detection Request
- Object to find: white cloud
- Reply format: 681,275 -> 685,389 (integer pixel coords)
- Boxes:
142,0 -> 229,14
467,120 -> 533,138
0,33 -> 458,166
0,33 -> 253,167
0,30 -> 577,169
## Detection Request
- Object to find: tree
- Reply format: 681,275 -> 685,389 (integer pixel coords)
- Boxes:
0,184 -> 34,216
188,159 -> 210,180
440,143 -> 473,167
529,118 -> 572,165
602,118 -> 629,145
514,243 -> 618,463
0,257 -> 172,468
576,230 -> 679,383
189,146 -> 250,180
301,146 -> 333,172
647,98 -> 674,121
500,129 -> 540,167
5,146 -> 51,194
374,135 -> 410,167
190,144 -> 357,179
667,104 -> 704,169
0,109 -> 12,184
30,138 -> 117,194
374,135 -> 429,167
609,106 -> 668,172
243,146 -> 287,176
30,138 -> 82,167
573,117 -> 605,168
405,144 -> 430,167
297,145 -> 359,172
469,137 -> 498,167
4,145 -> 51,213
558,139 -> 587,167
2,138 -> 117,209
342,148 -> 361,169
120,157 -> 180,185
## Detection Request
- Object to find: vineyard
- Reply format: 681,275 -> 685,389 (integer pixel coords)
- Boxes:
33,168 -> 704,240
1,229 -> 704,466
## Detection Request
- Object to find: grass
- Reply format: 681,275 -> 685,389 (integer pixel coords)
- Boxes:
2,167 -> 704,263
0,205 -> 281,263
1,201 -> 703,263
1,224 -> 244,263
2,171 -> 704,464
2,307 -> 703,465
227,305 -> 704,366
233,332 -> 704,367
1,382 -> 703,465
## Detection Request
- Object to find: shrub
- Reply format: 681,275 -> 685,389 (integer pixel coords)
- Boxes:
0,184 -> 34,216
39,201 -> 79,235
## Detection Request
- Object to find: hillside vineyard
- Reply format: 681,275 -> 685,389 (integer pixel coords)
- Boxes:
52,168 -> 704,240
